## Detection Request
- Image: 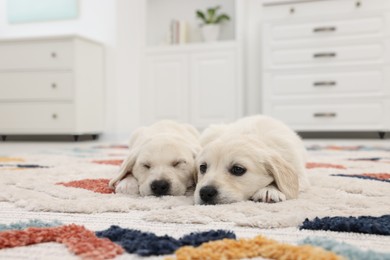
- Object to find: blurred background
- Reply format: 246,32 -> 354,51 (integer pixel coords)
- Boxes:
0,0 -> 388,141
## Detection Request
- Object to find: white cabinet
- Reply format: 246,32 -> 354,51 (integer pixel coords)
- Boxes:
142,43 -> 242,129
143,54 -> 189,122
190,50 -> 238,127
141,0 -> 244,129
262,0 -> 390,136
0,36 -> 104,140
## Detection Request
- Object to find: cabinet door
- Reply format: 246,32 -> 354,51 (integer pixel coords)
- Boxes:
190,51 -> 240,128
142,54 -> 189,124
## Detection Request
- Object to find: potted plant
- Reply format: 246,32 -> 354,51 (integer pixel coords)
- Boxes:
196,6 -> 230,42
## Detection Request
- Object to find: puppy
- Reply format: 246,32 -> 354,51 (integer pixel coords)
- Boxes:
109,120 -> 201,196
194,115 -> 309,205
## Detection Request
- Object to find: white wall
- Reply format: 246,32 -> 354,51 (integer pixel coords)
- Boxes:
0,0 -> 142,138
242,0 -> 263,115
113,0 -> 142,137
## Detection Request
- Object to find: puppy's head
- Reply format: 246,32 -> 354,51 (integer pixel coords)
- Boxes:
134,136 -> 198,196
111,135 -> 199,196
194,137 -> 298,204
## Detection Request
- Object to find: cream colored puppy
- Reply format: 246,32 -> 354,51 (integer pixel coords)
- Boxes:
194,115 -> 309,205
109,121 -> 201,196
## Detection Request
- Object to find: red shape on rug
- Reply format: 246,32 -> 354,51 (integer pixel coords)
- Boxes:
0,224 -> 124,259
57,179 -> 114,194
362,173 -> 390,180
326,145 -> 360,151
92,159 -> 124,166
306,162 -> 346,169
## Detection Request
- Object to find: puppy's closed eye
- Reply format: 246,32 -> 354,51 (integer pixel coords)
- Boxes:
229,165 -> 246,176
172,160 -> 186,167
142,163 -> 151,169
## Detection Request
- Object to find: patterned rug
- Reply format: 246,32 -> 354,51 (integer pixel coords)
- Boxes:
0,141 -> 389,259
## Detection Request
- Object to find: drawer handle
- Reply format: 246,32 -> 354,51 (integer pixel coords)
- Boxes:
313,81 -> 336,87
313,52 -> 336,58
313,112 -> 337,118
51,52 -> 57,58
51,83 -> 57,89
52,114 -> 58,119
356,1 -> 361,8
313,26 -> 336,33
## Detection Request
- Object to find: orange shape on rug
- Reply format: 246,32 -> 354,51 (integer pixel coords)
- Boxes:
92,159 -> 124,166
0,224 -> 123,259
0,157 -> 24,163
326,145 -> 360,151
171,235 -> 342,260
306,162 -> 346,169
57,179 -> 114,194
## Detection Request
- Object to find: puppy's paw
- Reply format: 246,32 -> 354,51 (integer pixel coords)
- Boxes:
252,186 -> 286,203
115,177 -> 139,195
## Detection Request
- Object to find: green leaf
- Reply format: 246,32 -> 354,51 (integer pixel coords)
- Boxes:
206,6 -> 220,23
196,10 -> 207,24
215,14 -> 230,24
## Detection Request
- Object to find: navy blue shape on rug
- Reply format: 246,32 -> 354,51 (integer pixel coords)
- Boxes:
96,225 -> 236,256
300,215 -> 390,235
0,164 -> 49,169
332,174 -> 390,183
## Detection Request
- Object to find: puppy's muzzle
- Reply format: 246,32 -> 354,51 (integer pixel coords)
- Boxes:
199,185 -> 218,204
151,179 -> 170,196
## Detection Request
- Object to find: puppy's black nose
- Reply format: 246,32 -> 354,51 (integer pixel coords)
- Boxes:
151,180 -> 170,196
200,185 -> 218,204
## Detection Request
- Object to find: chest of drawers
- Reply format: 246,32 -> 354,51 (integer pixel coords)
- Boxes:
0,36 -> 104,140
262,0 -> 390,137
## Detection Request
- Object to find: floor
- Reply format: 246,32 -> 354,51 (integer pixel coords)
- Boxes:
0,137 -> 389,259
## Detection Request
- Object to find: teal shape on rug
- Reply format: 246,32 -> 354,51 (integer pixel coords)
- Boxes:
7,0 -> 78,23
300,236 -> 390,260
0,219 -> 62,231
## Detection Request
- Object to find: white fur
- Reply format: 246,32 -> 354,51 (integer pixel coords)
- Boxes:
195,115 -> 310,204
109,121 -> 201,196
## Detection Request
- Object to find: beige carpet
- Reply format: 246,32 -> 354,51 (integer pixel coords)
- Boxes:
0,140 -> 389,259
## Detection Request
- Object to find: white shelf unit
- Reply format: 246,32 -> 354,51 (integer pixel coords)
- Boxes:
146,0 -> 237,47
0,36 -> 104,140
141,0 -> 244,128
261,0 -> 390,136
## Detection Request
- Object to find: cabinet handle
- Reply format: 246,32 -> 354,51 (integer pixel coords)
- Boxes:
51,83 -> 57,89
51,52 -> 57,58
313,81 -> 336,87
313,112 -> 337,118
52,114 -> 58,119
356,1 -> 361,8
313,26 -> 336,33
313,52 -> 336,58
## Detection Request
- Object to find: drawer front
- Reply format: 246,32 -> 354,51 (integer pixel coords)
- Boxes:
0,72 -> 73,100
271,103 -> 382,126
0,41 -> 73,70
272,44 -> 383,66
272,70 -> 382,95
263,0 -> 387,21
0,103 -> 74,132
272,17 -> 383,41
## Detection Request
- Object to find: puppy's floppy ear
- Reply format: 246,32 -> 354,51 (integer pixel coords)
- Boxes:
189,144 -> 201,185
265,155 -> 299,199
108,152 -> 137,189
